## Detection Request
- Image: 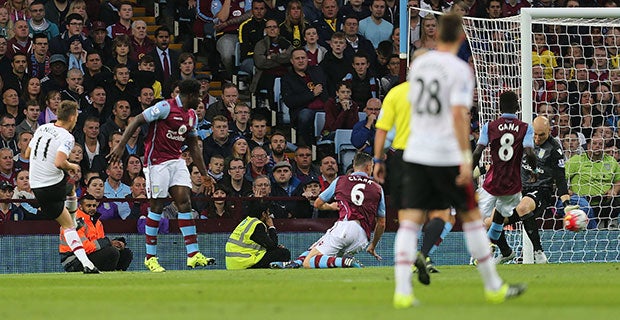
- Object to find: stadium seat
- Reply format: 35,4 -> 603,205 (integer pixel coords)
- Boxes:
234,42 -> 249,77
314,112 -> 333,146
334,129 -> 357,169
358,112 -> 367,123
273,77 -> 295,143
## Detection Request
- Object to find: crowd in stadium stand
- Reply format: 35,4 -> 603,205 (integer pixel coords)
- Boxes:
0,0 -> 619,230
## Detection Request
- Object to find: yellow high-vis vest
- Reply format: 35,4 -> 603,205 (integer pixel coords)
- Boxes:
225,217 -> 267,270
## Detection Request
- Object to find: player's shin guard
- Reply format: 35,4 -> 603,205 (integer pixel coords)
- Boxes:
429,221 -> 453,256
62,227 -> 95,269
394,220 -> 421,296
145,210 -> 162,259
522,216 -> 543,251
463,220 -> 502,291
420,218 -> 445,257
178,212 -> 199,257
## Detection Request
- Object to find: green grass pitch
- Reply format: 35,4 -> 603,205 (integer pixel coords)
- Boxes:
1,263 -> 619,320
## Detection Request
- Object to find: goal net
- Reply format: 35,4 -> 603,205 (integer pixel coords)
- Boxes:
412,7 -> 620,263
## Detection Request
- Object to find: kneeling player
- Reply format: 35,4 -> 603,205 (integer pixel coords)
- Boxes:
271,153 -> 386,269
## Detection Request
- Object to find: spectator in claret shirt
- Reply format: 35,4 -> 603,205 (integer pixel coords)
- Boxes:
322,81 -> 359,140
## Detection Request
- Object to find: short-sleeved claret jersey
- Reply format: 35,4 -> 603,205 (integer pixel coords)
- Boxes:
29,123 -> 75,189
478,114 -> 534,196
403,51 -> 474,166
143,96 -> 198,166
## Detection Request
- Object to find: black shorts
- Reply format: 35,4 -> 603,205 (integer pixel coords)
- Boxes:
32,177 -> 72,220
401,162 -> 477,212
522,188 -> 553,217
387,149 -> 404,210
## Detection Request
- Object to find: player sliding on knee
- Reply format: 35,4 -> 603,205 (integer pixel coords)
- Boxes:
486,116 -> 579,264
271,153 -> 386,269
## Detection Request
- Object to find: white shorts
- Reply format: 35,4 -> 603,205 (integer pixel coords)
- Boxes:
310,220 -> 369,257
144,159 -> 192,198
477,187 -> 521,219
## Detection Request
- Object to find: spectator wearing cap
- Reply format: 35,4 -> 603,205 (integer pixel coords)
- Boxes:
270,161 -> 301,218
6,20 -> 33,60
0,180 -> 22,222
130,20 -> 154,62
49,13 -> 93,55
2,52 -> 31,94
197,73 -> 217,107
41,54 -> 68,94
107,1 -> 133,38
226,135 -> 251,166
90,20 -> 113,59
293,176 -> 327,218
29,33 -> 51,80
66,35 -> 86,73
29,1 -> 60,40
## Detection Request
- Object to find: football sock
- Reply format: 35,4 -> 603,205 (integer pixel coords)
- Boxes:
65,195 -> 78,225
420,217 -> 445,257
495,231 -> 513,257
62,227 -> 95,269
429,221 -> 453,256
305,255 -> 347,268
145,210 -> 161,259
522,215 -> 543,251
394,220 -> 421,296
463,220 -> 502,291
488,210 -> 505,240
178,212 -> 199,257
293,250 -> 310,265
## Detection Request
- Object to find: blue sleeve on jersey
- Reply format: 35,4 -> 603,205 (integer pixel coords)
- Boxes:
523,124 -> 535,148
319,177 -> 339,202
377,188 -> 386,217
477,123 -> 489,146
142,101 -> 171,123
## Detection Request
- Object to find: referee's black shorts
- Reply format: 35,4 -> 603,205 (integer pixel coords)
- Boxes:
401,162 -> 477,213
32,177 -> 72,220
387,149 -> 405,210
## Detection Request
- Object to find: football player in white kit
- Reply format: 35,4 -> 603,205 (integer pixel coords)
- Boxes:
27,100 -> 99,273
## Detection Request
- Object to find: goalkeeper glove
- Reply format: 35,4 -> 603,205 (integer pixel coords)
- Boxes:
564,204 -> 579,213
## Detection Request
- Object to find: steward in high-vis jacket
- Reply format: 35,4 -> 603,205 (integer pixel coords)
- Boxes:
225,200 -> 290,269
60,194 -> 133,271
